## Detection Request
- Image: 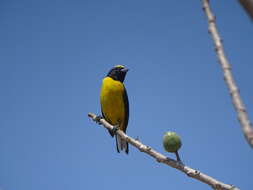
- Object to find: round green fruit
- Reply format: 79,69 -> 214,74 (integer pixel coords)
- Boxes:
163,132 -> 182,153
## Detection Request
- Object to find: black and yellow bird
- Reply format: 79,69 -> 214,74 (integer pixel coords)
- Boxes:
100,65 -> 129,154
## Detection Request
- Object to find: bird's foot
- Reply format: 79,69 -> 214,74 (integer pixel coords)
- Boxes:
94,115 -> 103,125
112,124 -> 119,135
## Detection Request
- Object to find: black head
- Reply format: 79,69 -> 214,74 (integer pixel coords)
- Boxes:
107,65 -> 129,82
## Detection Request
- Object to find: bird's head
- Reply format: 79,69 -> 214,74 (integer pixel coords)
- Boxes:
107,65 -> 129,82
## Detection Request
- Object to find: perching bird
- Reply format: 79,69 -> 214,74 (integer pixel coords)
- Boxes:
100,65 -> 129,154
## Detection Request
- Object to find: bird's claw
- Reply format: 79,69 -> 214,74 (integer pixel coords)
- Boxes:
94,115 -> 103,124
112,125 -> 119,135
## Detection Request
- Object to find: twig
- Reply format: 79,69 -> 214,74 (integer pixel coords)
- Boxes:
202,0 -> 253,147
88,112 -> 239,190
238,0 -> 253,20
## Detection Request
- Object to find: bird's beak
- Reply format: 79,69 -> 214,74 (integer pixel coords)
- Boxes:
121,68 -> 129,73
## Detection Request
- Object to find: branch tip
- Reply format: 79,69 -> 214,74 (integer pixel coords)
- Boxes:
88,112 -> 95,118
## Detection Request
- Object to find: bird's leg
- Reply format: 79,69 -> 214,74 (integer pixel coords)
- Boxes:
112,124 -> 119,135
94,115 -> 103,125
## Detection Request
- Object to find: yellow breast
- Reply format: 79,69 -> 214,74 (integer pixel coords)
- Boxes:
100,77 -> 126,126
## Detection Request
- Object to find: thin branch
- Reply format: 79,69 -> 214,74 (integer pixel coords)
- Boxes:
88,112 -> 239,190
202,0 -> 253,147
238,0 -> 253,20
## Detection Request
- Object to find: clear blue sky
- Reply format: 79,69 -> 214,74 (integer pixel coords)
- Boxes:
0,0 -> 252,190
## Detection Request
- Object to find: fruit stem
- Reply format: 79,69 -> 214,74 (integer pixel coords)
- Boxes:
175,151 -> 181,162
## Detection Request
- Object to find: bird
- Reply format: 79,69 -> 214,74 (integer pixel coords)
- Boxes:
100,65 -> 129,154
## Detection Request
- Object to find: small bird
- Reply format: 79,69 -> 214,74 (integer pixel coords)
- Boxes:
100,65 -> 129,154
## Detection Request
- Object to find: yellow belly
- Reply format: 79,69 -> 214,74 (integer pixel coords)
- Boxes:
100,77 -> 125,127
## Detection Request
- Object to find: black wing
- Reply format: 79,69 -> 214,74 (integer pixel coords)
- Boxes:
122,86 -> 129,133
123,86 -> 129,154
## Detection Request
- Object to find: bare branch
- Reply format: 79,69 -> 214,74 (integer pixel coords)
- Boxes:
88,112 -> 239,190
238,0 -> 253,20
202,0 -> 253,147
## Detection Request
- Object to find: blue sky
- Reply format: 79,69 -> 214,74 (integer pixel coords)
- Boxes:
0,0 -> 252,190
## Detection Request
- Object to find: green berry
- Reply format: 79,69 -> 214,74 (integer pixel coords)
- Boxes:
163,132 -> 182,153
